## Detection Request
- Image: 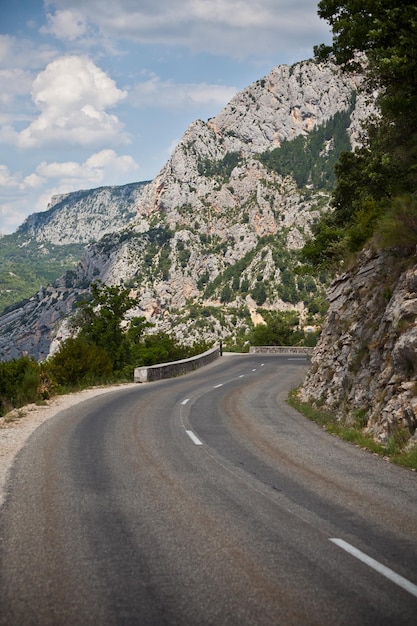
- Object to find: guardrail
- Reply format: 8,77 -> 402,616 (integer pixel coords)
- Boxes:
134,345 -> 221,383
249,346 -> 314,356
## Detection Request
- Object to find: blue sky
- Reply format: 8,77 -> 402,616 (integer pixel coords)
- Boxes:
0,0 -> 331,234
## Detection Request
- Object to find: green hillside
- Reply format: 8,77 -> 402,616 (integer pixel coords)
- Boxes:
0,234 -> 85,314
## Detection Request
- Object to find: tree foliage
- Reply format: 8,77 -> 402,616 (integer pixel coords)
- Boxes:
303,0 -> 417,268
259,106 -> 353,190
73,280 -> 139,374
249,312 -> 303,347
0,356 -> 41,416
197,152 -> 242,182
46,281 -> 211,384
46,337 -> 113,388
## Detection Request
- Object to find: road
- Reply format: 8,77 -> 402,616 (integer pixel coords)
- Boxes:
0,354 -> 416,625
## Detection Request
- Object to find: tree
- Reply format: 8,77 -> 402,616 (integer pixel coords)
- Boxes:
250,312 -> 301,346
316,0 -> 417,195
0,356 -> 41,415
46,336 -> 113,387
303,0 -> 417,266
74,281 -> 139,373
251,282 -> 267,306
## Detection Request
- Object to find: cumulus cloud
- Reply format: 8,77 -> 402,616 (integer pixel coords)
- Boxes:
0,166 -> 45,233
0,68 -> 33,106
17,55 -> 129,148
131,73 -> 237,109
41,9 -> 88,41
0,165 -> 45,192
48,0 -> 330,58
21,173 -> 46,189
36,149 -> 139,186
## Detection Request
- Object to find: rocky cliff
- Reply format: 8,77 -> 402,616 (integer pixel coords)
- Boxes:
0,58 -> 370,361
17,182 -> 149,245
300,249 -> 417,445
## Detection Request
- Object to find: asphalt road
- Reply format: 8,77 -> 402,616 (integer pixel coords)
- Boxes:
0,354 -> 416,625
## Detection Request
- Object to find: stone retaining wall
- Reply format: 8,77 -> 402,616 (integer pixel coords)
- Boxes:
249,346 -> 314,356
134,346 -> 221,383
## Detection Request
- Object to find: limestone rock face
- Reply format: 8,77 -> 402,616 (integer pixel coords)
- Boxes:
0,58 -> 369,361
300,250 -> 417,443
212,61 -> 359,152
17,182 -> 149,245
132,60 -> 361,235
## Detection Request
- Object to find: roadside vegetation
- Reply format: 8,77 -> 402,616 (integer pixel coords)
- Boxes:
290,1 -> 417,469
288,390 -> 417,471
0,281 -> 210,418
0,280 -> 319,418
301,0 -> 417,271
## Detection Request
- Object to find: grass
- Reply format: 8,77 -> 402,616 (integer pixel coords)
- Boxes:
288,389 -> 417,471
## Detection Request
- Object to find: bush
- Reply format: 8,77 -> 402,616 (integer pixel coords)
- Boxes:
46,336 -> 113,388
249,311 -> 302,346
374,194 -> 417,253
0,356 -> 41,416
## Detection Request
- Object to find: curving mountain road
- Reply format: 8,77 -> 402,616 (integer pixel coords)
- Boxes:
0,354 -> 416,625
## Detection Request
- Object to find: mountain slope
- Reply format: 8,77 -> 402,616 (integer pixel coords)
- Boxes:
16,182 -> 150,245
0,59 -> 370,360
0,182 -> 149,314
300,249 -> 417,445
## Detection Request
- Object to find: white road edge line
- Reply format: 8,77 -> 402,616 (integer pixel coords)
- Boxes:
186,430 -> 203,446
330,538 -> 417,599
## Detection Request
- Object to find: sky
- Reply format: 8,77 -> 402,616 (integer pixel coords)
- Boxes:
0,1 -> 332,235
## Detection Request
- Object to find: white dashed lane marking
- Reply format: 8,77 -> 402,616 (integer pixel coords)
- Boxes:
330,539 -> 417,599
186,430 -> 203,445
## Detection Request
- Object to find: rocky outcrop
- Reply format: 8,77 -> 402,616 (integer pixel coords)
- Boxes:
131,60 -> 363,235
0,278 -> 88,361
212,61 -> 363,151
300,249 -> 417,444
0,58 -> 372,360
17,182 -> 149,245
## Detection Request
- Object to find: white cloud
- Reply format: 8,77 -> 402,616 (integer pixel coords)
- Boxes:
48,0 -> 331,58
0,165 -> 44,192
0,165 -> 20,188
16,55 -> 128,149
0,202 -> 24,235
0,34 -> 57,71
41,9 -> 88,41
36,149 -> 139,186
21,173 -> 46,189
131,73 -> 237,109
0,68 -> 33,106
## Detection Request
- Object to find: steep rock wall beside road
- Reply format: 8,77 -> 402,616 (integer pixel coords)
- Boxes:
300,250 -> 417,444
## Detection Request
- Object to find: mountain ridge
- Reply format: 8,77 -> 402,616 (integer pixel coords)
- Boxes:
0,182 -> 149,314
0,51 -> 414,448
0,58 -> 366,361
16,181 -> 150,245
5,56 -> 415,445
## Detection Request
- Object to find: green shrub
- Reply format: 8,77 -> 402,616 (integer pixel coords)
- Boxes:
374,194 -> 417,253
249,311 -> 301,346
46,336 -> 113,388
0,356 -> 41,416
